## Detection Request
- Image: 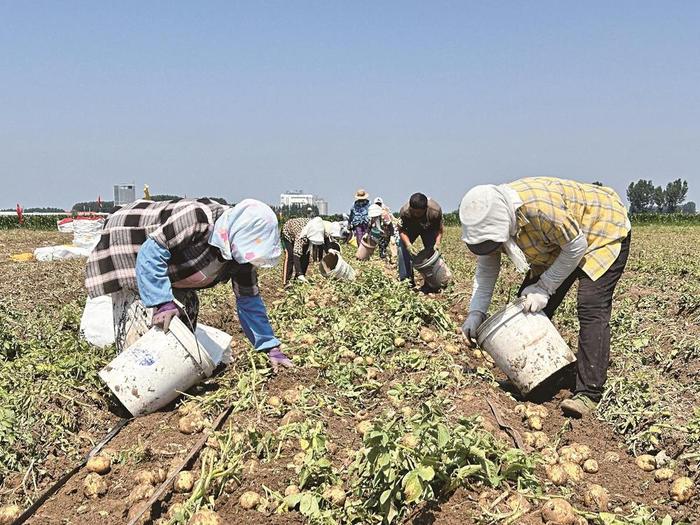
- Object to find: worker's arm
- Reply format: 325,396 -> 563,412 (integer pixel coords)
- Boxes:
434,224 -> 444,250
469,251 -> 502,314
232,265 -> 281,351
136,238 -> 174,307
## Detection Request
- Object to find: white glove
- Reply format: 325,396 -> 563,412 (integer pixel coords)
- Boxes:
462,311 -> 487,347
296,275 -> 307,282
521,282 -> 550,313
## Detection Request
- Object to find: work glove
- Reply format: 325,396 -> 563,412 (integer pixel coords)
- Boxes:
268,347 -> 294,372
406,243 -> 419,257
152,301 -> 180,332
462,311 -> 487,348
296,275 -> 307,283
520,282 -> 550,313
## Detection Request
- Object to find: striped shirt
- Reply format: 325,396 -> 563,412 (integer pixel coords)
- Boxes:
508,177 -> 631,280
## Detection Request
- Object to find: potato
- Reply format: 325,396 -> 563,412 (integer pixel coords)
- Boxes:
401,434 -> 419,449
83,472 -> 108,499
514,404 -> 526,417
281,409 -> 304,426
541,448 -> 559,465
559,446 -> 584,466
654,468 -> 674,482
356,420 -> 372,436
523,432 -> 536,448
0,505 -> 21,525
366,368 -> 379,380
401,406 -> 414,419
189,509 -> 222,525
669,477 -> 695,503
323,486 -> 347,507
561,461 -> 584,483
541,498 -> 576,525
527,416 -> 543,431
524,405 -> 549,420
472,349 -> 484,360
419,328 -> 436,343
572,444 -> 592,462
394,337 -> 406,348
583,483 -> 609,511
505,493 -> 530,512
364,356 -> 375,366
545,464 -> 569,486
292,452 -> 306,466
285,484 -> 300,497
267,396 -> 282,408
86,455 -> 111,475
444,343 -> 459,355
134,471 -> 157,486
340,348 -> 356,360
178,411 -> 206,435
173,471 -> 195,493
353,356 -> 365,366
604,451 -> 620,463
635,454 -> 656,472
239,491 -> 261,509
127,503 -> 151,524
282,388 -> 301,404
582,459 -> 599,474
127,483 -> 155,506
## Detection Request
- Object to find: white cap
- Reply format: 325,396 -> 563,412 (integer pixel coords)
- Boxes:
459,185 -> 512,244
368,204 -> 383,218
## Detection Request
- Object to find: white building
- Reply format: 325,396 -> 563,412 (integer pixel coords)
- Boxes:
114,183 -> 136,206
280,191 -> 329,215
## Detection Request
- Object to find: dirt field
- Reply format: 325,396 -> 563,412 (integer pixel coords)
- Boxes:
0,225 -> 698,525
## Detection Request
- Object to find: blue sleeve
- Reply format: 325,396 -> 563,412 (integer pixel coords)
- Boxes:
136,238 -> 175,307
236,295 -> 281,351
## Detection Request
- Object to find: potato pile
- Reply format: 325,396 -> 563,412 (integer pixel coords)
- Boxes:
83,454 -> 112,499
515,403 -> 549,432
634,453 -> 695,502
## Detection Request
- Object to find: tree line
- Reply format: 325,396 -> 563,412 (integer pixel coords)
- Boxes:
627,178 -> 694,214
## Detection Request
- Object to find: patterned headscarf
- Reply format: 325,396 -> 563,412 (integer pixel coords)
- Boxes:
209,199 -> 281,268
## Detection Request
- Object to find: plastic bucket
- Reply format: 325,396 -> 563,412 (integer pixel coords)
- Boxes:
355,235 -> 377,261
476,298 -> 576,395
320,249 -> 356,281
413,249 -> 452,289
99,317 -> 217,416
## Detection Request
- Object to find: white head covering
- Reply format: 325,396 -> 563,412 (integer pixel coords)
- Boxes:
374,197 -> 384,206
368,204 -> 383,218
210,199 -> 281,268
459,185 -> 530,273
300,217 -> 326,245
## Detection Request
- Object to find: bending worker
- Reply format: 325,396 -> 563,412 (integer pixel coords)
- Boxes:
459,177 -> 631,417
398,193 -> 444,288
85,198 -> 293,371
281,216 -> 330,285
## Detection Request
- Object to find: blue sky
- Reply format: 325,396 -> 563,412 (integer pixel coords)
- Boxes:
1,1 -> 698,212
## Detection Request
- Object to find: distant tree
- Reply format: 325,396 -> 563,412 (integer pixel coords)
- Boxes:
151,194 -> 181,202
275,203 -> 319,219
681,201 -> 696,214
652,186 -> 666,211
626,180 -> 655,213
205,197 -> 228,205
592,181 -> 604,187
25,207 -> 67,213
72,200 -> 116,213
664,178 -> 689,212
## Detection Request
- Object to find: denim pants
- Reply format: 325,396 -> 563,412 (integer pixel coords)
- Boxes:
398,229 -> 438,284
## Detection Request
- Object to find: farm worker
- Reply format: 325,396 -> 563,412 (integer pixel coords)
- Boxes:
348,189 -> 371,245
85,198 -> 293,371
281,217 -> 330,285
398,193 -> 444,288
459,177 -> 631,417
368,202 -> 397,262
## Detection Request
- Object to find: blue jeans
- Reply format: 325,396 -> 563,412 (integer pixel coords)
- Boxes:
398,230 -> 438,284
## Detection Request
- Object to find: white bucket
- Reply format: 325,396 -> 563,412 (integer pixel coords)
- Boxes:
476,298 -> 576,395
320,249 -> 356,281
99,317 -> 219,416
413,249 -> 452,289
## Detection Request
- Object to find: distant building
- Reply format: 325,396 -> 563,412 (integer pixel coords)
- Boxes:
280,190 -> 329,215
114,183 -> 136,206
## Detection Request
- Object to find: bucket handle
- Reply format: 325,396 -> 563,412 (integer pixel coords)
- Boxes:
172,299 -> 213,373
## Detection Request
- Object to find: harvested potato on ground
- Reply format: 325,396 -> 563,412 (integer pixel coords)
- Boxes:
514,404 -> 526,417
654,468 -> 674,482
323,486 -> 347,507
561,461 -> 584,483
604,451 -> 620,463
572,444 -> 592,462
524,404 -> 549,420
178,411 -> 206,435
84,472 -> 108,499
541,498 -> 576,525
394,337 -> 406,348
285,485 -> 300,497
527,416 -> 543,431
127,503 -> 151,524
0,505 -> 21,525
356,420 -> 372,435
189,508 -> 222,525
523,432 -> 536,448
167,503 -> 185,519
505,493 -> 530,512
239,491 -> 261,509
340,348 -> 356,360
559,446 -> 584,466
267,396 -> 282,408
533,432 -> 550,450
353,357 -> 365,366
635,454 -> 656,472
127,483 -> 155,507
86,455 -> 111,475
419,328 -> 436,343
366,368 -> 379,380
545,464 -> 569,486
174,471 -> 195,493
583,483 -> 609,511
582,459 -> 599,474
670,477 -> 695,503
364,356 -> 375,366
282,388 -> 302,404
401,407 -> 414,419
282,409 -> 304,426
401,434 -> 419,449
444,343 -> 459,354
541,448 -> 559,465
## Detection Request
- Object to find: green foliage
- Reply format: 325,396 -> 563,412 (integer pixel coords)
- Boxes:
627,180 -> 656,213
0,214 -> 68,230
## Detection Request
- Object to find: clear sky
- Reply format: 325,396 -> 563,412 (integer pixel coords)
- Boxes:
1,1 -> 698,212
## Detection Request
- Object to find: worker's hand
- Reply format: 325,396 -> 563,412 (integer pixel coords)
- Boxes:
268,347 -> 294,372
462,311 -> 487,348
406,243 -> 419,257
296,275 -> 307,283
521,282 -> 550,313
152,301 -> 180,332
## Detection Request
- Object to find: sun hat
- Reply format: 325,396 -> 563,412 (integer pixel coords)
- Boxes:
355,188 -> 369,200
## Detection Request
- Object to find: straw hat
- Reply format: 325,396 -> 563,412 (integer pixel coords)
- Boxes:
354,188 -> 369,200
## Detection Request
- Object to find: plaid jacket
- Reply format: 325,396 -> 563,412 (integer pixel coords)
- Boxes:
85,198 -> 259,298
508,177 -> 631,280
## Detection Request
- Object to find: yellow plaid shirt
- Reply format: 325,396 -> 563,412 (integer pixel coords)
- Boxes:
507,177 -> 631,281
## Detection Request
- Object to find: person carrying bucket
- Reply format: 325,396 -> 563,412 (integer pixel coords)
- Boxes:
397,193 -> 444,290
348,189 -> 371,245
85,198 -> 294,372
459,177 -> 631,417
281,217 -> 331,285
368,199 -> 397,263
